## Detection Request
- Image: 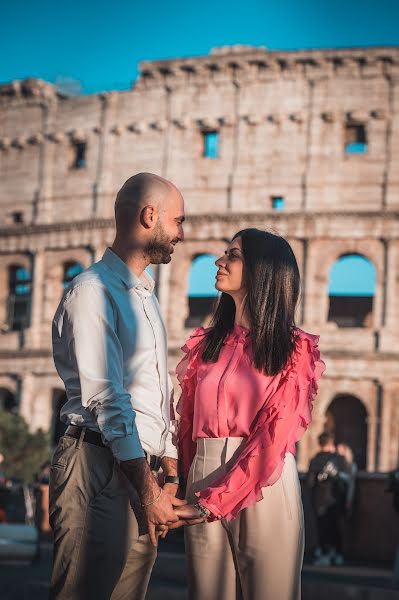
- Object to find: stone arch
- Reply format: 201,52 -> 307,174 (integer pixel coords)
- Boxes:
327,253 -> 376,328
43,249 -> 92,322
325,394 -> 368,469
51,388 -> 68,446
0,387 -> 17,412
0,254 -> 32,329
185,253 -> 219,328
167,240 -> 226,342
7,263 -> 33,331
63,261 -> 85,288
308,239 -> 383,327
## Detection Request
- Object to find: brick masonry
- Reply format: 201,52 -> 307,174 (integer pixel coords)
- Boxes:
0,46 -> 398,472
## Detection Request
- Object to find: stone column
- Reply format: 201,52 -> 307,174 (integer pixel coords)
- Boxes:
381,240 -> 399,352
29,251 -> 45,349
92,93 -> 118,218
156,263 -> 171,321
379,381 -> 399,471
385,240 -> 398,327
366,392 -> 377,472
303,239 -> 328,326
19,373 -> 34,426
167,251 -> 191,345
34,98 -> 58,224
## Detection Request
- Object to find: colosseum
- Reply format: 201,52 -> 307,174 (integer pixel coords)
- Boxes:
0,45 -> 398,473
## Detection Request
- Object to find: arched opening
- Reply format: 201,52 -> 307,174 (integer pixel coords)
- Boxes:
327,254 -> 376,327
325,394 -> 368,470
7,264 -> 32,330
63,262 -> 84,289
0,387 -> 17,413
185,254 -> 218,328
52,389 -> 68,446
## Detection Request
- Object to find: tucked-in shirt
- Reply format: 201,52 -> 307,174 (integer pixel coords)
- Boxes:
176,323 -> 325,521
52,248 -> 177,462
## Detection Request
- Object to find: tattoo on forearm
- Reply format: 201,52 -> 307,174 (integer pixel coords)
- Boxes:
120,457 -> 160,505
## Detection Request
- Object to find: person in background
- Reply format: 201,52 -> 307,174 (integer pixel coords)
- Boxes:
337,443 -> 357,518
386,466 -> 399,586
307,432 -> 348,566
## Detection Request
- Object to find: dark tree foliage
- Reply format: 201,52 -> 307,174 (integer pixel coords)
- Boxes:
0,412 -> 50,482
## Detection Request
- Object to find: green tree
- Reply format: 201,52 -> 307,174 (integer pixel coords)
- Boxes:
0,412 -> 50,482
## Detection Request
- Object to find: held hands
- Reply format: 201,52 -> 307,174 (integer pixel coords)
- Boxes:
120,456 -> 205,546
156,486 -> 204,539
142,486 -> 187,546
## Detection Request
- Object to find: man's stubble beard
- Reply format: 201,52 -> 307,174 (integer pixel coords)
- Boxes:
145,221 -> 174,264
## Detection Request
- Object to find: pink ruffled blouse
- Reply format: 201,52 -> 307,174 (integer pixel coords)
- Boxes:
176,323 -> 325,521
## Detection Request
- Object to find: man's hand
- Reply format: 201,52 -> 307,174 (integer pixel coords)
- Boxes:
159,503 -> 204,535
163,482 -> 180,498
120,456 -> 187,546
143,492 -> 187,546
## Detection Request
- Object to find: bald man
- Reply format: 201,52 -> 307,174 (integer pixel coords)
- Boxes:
49,173 -> 188,599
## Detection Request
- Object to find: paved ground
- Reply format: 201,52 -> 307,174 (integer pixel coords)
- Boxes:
0,539 -> 397,600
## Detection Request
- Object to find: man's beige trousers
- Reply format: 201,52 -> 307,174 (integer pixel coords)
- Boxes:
185,438 -> 304,600
49,434 -> 156,600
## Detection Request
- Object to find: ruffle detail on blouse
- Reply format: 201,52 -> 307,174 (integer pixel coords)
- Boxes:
196,328 -> 326,521
278,329 -> 326,426
176,327 -> 209,482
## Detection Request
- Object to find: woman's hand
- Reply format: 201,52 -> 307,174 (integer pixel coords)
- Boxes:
174,503 -> 204,521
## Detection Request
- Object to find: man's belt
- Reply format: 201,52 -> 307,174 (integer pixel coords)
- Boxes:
65,425 -> 107,448
65,425 -> 162,471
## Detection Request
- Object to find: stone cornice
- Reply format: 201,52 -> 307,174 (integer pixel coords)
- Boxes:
0,347 -> 397,362
0,349 -> 52,359
0,78 -> 59,101
0,212 -> 398,251
140,46 -> 399,72
0,106 -> 389,151
0,211 -> 398,236
136,46 -> 399,88
3,47 -> 398,106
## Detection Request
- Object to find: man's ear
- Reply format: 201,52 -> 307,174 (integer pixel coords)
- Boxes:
141,205 -> 158,229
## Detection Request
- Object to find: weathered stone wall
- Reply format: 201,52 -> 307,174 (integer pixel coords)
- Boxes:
0,46 -> 398,472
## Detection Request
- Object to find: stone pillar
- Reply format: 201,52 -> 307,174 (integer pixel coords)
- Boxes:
167,250 -> 191,346
93,93 -> 118,217
90,242 -> 107,264
34,99 -> 58,224
156,263 -> 171,321
30,251 -> 45,349
381,240 -> 399,352
385,240 -> 398,327
379,381 -> 399,471
19,373 -> 34,426
303,239 -> 328,326
366,391 -> 377,472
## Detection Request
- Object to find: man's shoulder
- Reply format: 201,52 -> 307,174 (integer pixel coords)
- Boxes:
68,264 -> 108,293
56,263 -> 113,313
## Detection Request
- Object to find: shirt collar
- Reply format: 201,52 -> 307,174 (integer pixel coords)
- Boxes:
102,248 -> 155,294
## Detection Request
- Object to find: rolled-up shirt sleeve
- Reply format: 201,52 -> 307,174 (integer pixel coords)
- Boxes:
58,283 -> 144,461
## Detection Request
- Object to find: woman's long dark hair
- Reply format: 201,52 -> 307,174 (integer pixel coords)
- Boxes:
201,229 -> 300,375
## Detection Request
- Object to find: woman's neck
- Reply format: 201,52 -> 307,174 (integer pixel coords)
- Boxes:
233,296 -> 251,329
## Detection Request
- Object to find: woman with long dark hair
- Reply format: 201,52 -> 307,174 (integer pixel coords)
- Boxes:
175,229 -> 325,600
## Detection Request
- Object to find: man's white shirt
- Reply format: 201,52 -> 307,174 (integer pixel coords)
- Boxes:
52,248 -> 177,461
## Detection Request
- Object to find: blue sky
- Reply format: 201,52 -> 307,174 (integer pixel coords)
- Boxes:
2,0 -> 399,94
1,1 -> 389,296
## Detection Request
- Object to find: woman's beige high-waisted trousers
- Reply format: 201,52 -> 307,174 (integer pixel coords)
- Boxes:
185,437 -> 304,600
